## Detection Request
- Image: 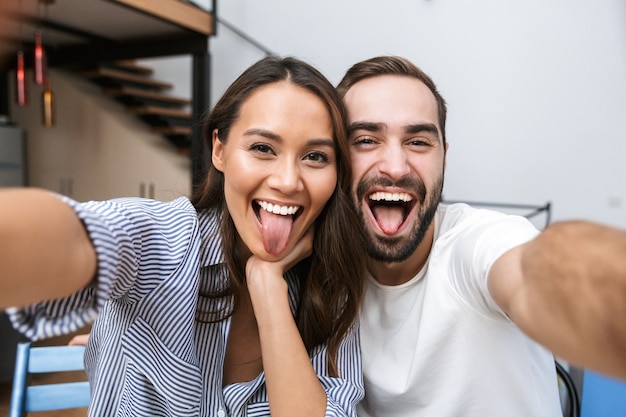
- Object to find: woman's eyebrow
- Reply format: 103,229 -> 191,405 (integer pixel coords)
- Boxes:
306,138 -> 335,148
244,129 -> 334,148
244,128 -> 282,142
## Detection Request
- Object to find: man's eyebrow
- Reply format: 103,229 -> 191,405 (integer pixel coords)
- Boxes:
347,121 -> 384,136
405,123 -> 440,137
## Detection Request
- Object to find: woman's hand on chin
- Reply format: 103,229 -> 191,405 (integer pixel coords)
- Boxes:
246,227 -> 313,309
246,227 -> 313,280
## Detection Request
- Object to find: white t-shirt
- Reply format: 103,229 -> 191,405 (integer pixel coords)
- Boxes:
358,203 -> 563,417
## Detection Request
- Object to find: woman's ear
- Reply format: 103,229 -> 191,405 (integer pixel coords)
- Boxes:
212,129 -> 225,172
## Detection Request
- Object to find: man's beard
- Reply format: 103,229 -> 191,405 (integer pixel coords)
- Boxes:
356,173 -> 444,264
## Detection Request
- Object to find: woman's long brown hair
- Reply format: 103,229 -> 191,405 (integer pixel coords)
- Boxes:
191,56 -> 367,377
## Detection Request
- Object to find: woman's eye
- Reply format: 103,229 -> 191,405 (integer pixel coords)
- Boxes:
304,151 -> 330,164
249,143 -> 274,155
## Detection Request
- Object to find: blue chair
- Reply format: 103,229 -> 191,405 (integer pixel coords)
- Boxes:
580,370 -> 626,417
9,341 -> 90,417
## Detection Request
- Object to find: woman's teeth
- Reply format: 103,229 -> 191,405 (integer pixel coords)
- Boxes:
257,201 -> 300,216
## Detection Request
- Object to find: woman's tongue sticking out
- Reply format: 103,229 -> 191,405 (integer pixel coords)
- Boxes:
260,208 -> 293,255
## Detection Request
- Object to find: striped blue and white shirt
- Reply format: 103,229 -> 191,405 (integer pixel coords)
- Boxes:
8,196 -> 364,417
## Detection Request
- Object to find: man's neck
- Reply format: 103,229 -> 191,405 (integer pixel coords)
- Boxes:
369,224 -> 435,286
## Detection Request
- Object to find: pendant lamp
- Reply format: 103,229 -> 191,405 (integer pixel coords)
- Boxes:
16,50 -> 27,106
34,30 -> 46,85
42,79 -> 54,127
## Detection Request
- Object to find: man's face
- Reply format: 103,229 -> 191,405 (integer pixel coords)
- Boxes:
343,75 -> 446,263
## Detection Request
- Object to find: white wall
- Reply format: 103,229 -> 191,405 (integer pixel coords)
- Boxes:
181,0 -> 626,228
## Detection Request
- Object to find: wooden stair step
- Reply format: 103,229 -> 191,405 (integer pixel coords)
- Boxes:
127,106 -> 191,119
160,131 -> 191,151
104,86 -> 191,106
110,60 -> 154,75
82,68 -> 172,91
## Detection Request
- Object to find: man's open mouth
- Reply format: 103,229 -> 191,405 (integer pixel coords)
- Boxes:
367,191 -> 416,235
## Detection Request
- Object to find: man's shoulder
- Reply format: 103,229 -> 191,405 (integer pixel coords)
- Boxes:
437,202 -> 478,228
438,202 -> 517,226
437,202 -> 535,241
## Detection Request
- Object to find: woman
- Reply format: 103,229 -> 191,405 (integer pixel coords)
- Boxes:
1,56 -> 367,416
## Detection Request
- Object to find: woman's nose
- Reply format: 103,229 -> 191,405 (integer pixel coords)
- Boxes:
266,159 -> 304,194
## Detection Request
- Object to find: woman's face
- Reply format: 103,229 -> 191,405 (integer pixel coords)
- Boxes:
212,81 -> 337,261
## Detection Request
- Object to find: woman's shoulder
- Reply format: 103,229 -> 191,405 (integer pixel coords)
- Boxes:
65,195 -> 198,233
86,195 -> 196,215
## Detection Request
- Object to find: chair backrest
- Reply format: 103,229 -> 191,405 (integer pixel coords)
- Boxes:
9,341 -> 90,417
580,370 -> 626,417
556,361 -> 580,417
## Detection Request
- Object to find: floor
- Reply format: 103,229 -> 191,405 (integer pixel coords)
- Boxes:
0,331 -> 90,416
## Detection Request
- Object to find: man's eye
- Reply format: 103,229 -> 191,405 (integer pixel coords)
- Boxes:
353,136 -> 376,146
408,138 -> 433,147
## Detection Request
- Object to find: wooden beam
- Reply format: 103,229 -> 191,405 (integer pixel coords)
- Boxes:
110,0 -> 214,36
49,35 -> 209,67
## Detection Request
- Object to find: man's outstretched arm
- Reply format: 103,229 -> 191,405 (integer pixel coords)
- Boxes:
489,220 -> 626,380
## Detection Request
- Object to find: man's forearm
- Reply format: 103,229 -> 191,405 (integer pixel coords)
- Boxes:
520,220 -> 626,378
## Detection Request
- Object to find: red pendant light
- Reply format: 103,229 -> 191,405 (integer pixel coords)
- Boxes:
34,30 -> 46,85
16,51 -> 28,106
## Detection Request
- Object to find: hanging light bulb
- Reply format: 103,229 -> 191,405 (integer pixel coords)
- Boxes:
42,79 -> 55,127
16,51 -> 28,106
34,30 -> 46,85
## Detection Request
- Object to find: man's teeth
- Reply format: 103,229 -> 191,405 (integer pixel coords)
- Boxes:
257,201 -> 299,216
369,192 -> 413,202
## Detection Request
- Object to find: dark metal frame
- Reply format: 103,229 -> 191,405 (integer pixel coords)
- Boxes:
442,199 -> 552,229
556,360 -> 581,417
0,70 -> 9,118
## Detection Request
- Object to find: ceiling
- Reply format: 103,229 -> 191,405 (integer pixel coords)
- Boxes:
0,0 -> 214,70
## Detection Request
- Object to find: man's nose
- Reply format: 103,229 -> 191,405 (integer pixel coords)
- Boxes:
378,143 -> 411,180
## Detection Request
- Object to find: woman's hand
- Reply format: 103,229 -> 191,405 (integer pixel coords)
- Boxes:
245,226 -> 313,289
243,226 -> 326,417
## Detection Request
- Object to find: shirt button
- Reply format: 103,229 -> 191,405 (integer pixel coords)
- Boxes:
217,409 -> 226,417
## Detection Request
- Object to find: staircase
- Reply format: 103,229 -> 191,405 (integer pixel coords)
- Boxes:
80,61 -> 193,155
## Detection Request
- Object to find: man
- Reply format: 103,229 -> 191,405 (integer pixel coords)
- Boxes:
337,56 -> 626,416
